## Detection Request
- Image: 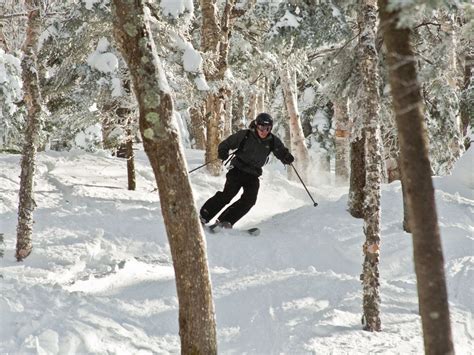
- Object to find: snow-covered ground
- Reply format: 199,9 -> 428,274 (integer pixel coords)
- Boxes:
0,148 -> 472,354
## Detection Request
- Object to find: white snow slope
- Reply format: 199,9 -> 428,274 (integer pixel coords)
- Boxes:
0,148 -> 472,354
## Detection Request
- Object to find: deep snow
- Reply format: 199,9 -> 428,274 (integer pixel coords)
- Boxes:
0,148 -> 472,354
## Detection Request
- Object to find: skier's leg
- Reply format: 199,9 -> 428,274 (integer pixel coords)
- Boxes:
200,169 -> 242,223
216,174 -> 259,225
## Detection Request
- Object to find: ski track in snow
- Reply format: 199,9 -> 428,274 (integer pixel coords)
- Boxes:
0,149 -> 472,354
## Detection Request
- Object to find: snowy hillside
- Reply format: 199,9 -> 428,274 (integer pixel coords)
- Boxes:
0,148 -> 472,354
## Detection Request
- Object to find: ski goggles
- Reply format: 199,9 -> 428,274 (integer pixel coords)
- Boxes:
257,124 -> 272,133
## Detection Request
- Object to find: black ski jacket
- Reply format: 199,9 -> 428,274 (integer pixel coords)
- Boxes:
218,128 -> 290,176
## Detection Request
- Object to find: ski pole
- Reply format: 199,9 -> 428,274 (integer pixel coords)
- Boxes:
188,153 -> 236,174
290,163 -> 318,207
188,160 -> 214,174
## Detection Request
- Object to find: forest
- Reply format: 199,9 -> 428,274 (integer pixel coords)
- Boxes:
0,0 -> 472,354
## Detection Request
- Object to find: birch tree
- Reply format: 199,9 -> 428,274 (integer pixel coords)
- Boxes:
357,0 -> 383,332
280,64 -> 311,180
111,1 -> 217,353
16,0 -> 42,261
378,0 -> 454,352
334,97 -> 350,185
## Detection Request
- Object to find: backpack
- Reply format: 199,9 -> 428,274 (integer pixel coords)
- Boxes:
224,128 -> 274,166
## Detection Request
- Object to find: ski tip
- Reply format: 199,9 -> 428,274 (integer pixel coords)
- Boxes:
247,228 -> 260,236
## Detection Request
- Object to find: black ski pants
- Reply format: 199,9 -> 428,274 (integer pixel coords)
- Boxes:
200,167 -> 259,226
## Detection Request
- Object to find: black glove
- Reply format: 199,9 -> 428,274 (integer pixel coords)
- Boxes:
282,152 -> 294,165
219,151 -> 229,161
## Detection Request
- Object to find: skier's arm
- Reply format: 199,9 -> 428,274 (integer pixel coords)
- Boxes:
272,136 -> 294,164
218,130 -> 248,161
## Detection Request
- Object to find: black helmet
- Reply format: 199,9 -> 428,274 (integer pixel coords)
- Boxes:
255,113 -> 273,126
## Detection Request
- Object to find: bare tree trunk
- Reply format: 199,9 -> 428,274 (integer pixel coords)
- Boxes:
348,132 -> 366,218
16,0 -> 42,262
189,105 -> 206,150
200,0 -> 237,176
378,0 -> 454,353
256,78 -> 265,114
233,93 -> 245,131
280,65 -> 310,180
205,90 -> 225,176
387,155 -> 411,232
246,90 -> 257,124
440,13 -> 464,169
460,52 -> 473,150
100,101 -> 117,150
401,178 -> 411,232
125,127 -> 136,191
112,2 -> 217,353
223,88 -> 233,138
334,97 -> 350,185
358,0 -> 382,332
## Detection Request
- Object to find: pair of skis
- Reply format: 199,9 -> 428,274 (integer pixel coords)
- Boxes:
206,222 -> 260,236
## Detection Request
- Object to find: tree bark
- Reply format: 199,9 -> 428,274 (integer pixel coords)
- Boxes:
440,13 -> 463,170
460,52 -> 473,150
246,90 -> 257,124
200,0 -> 237,176
111,2 -> 217,353
401,178 -> 411,233
125,127 -> 135,191
358,0 -> 382,332
189,105 -> 206,150
16,0 -> 42,262
280,65 -> 311,181
232,93 -> 245,131
205,89 -> 226,175
334,97 -> 350,185
378,0 -> 454,353
348,133 -> 366,218
256,78 -> 265,114
223,88 -> 233,138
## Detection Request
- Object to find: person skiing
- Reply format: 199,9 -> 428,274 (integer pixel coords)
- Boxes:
200,112 -> 294,229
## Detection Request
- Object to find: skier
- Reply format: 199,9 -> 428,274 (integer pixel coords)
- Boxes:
200,112 -> 294,230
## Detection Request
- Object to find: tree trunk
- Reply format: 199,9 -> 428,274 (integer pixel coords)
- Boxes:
358,0 -> 382,332
348,133 -> 366,218
378,0 -> 454,353
256,79 -> 265,114
233,93 -> 245,131
460,52 -> 473,150
189,105 -> 206,150
401,178 -> 411,233
280,65 -> 310,181
125,128 -> 136,191
441,13 -> 464,170
205,91 -> 225,176
246,91 -> 258,124
111,2 -> 217,353
16,0 -> 42,262
334,97 -> 350,185
223,88 -> 233,138
200,0 -> 236,176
